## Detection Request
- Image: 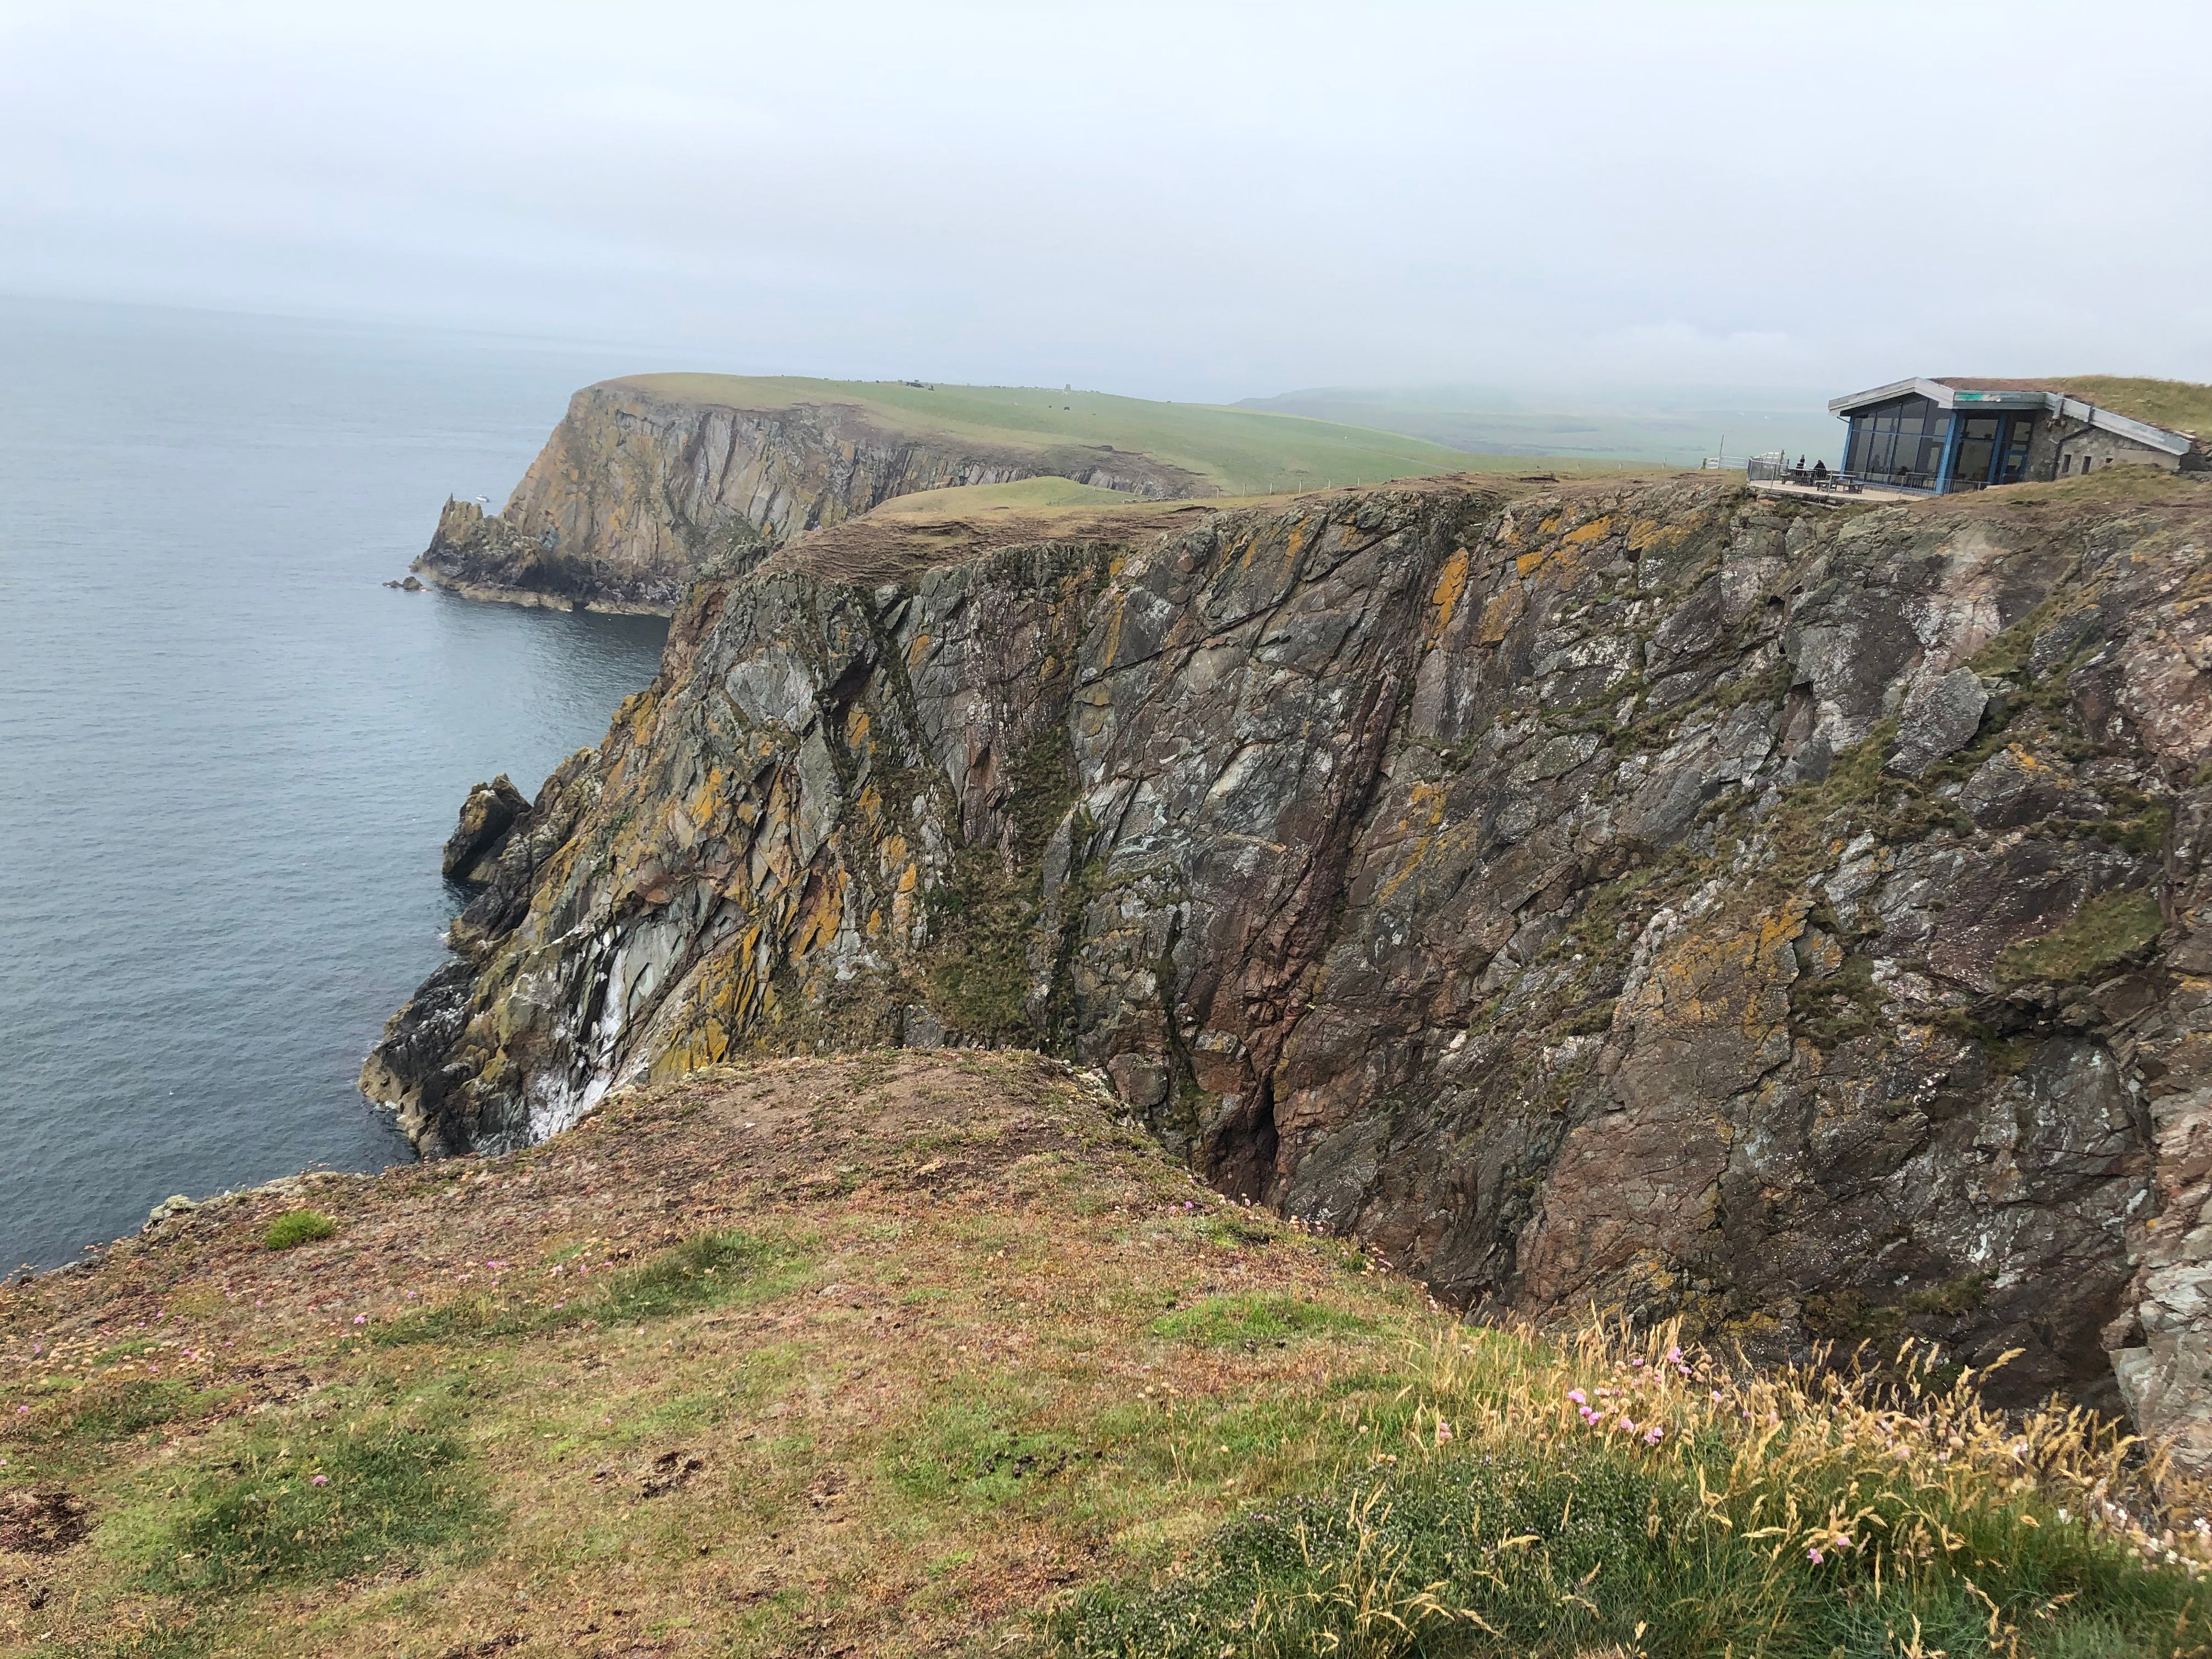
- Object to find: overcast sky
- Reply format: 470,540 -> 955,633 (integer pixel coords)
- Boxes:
3,1 -> 2207,403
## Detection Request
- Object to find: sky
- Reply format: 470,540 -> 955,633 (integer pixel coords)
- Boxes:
3,1 -> 2208,405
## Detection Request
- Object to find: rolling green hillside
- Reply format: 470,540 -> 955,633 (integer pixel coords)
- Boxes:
616,374 -> 1648,495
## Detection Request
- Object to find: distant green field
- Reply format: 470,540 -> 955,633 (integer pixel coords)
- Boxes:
867,476 -> 1136,517
613,373 -> 1648,496
1239,385 -> 1842,469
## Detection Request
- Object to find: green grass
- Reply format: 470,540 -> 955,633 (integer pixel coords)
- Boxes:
868,477 -> 1142,516
45,1376 -> 191,1441
595,1227 -> 790,1323
1997,888 -> 2164,986
142,1404 -> 493,1595
368,1226 -> 797,1346
1051,1438 -> 2198,1659
262,1210 -> 335,1250
1239,385 -> 1841,470
885,1386 -> 1088,1505
611,374 -> 1505,495
12,1051 -> 2210,1657
1150,1293 -> 1368,1346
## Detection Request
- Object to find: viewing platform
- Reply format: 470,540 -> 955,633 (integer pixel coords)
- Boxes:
1743,458 -> 1918,505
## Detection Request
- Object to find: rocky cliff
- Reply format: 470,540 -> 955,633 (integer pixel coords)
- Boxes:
366,466 -> 2212,1455
413,379 -> 1215,611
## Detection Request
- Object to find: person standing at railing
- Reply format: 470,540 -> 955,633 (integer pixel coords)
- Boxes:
1813,459 -> 1828,486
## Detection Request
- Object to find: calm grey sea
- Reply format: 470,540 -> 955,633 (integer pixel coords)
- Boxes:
0,298 -> 669,1271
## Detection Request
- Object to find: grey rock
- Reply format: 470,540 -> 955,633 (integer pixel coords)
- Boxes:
1891,667 -> 1989,776
359,469 -> 2212,1449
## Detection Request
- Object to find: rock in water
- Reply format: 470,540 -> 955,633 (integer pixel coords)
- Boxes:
441,775 -> 530,882
363,470 -> 2212,1462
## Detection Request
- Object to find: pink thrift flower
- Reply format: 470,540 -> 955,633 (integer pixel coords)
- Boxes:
312,1474 -> 329,1486
1835,1533 -> 1853,1550
1618,1418 -> 1637,1435
353,1314 -> 366,1325
1567,1389 -> 1587,1405
1644,1424 -> 1664,1445
1711,1390 -> 1724,1403
1666,1346 -> 1682,1364
1807,1547 -> 1824,1565
1631,1356 -> 1645,1367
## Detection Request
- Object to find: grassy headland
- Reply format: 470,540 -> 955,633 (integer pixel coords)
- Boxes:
611,375 -> 1652,495
2,1052 -> 2206,1657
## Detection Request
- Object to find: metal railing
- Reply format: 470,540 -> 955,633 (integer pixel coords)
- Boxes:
1747,456 -> 1866,492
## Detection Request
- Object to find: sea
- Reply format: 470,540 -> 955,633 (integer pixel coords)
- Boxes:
0,297 -> 672,1271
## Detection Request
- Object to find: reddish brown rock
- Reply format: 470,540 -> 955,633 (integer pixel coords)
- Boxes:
365,468 -> 2212,1446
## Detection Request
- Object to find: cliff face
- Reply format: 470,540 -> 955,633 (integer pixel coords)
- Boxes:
366,469 -> 2212,1451
412,380 -> 1215,611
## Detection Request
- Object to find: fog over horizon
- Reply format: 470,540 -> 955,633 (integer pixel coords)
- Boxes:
4,1 -> 2208,415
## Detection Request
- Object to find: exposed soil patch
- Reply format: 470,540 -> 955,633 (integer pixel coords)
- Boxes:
0,1487 -> 89,1555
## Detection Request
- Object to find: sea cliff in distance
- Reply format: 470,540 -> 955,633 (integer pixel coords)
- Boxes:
408,374 -> 1640,612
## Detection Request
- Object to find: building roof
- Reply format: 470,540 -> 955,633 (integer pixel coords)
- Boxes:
1829,377 -> 2194,457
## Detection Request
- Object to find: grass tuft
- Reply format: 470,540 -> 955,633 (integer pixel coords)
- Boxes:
1053,1318 -> 2211,1657
1998,888 -> 2164,986
887,1390 -> 1088,1505
262,1210 -> 335,1251
369,1227 -> 793,1347
146,1406 -> 493,1594
1151,1293 -> 1367,1347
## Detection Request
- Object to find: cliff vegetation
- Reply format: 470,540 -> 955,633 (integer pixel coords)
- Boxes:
7,1053 -> 2210,1657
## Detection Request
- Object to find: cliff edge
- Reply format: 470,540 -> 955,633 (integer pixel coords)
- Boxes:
14,1052 -> 2201,1655
369,464 -> 2212,1461
409,375 -> 1504,613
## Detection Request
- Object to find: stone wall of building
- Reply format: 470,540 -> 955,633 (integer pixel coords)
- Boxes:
2031,416 -> 2186,481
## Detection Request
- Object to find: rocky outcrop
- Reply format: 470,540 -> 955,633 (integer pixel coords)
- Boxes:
365,469 -> 2212,1449
411,380 -> 1215,612
442,775 -> 530,882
